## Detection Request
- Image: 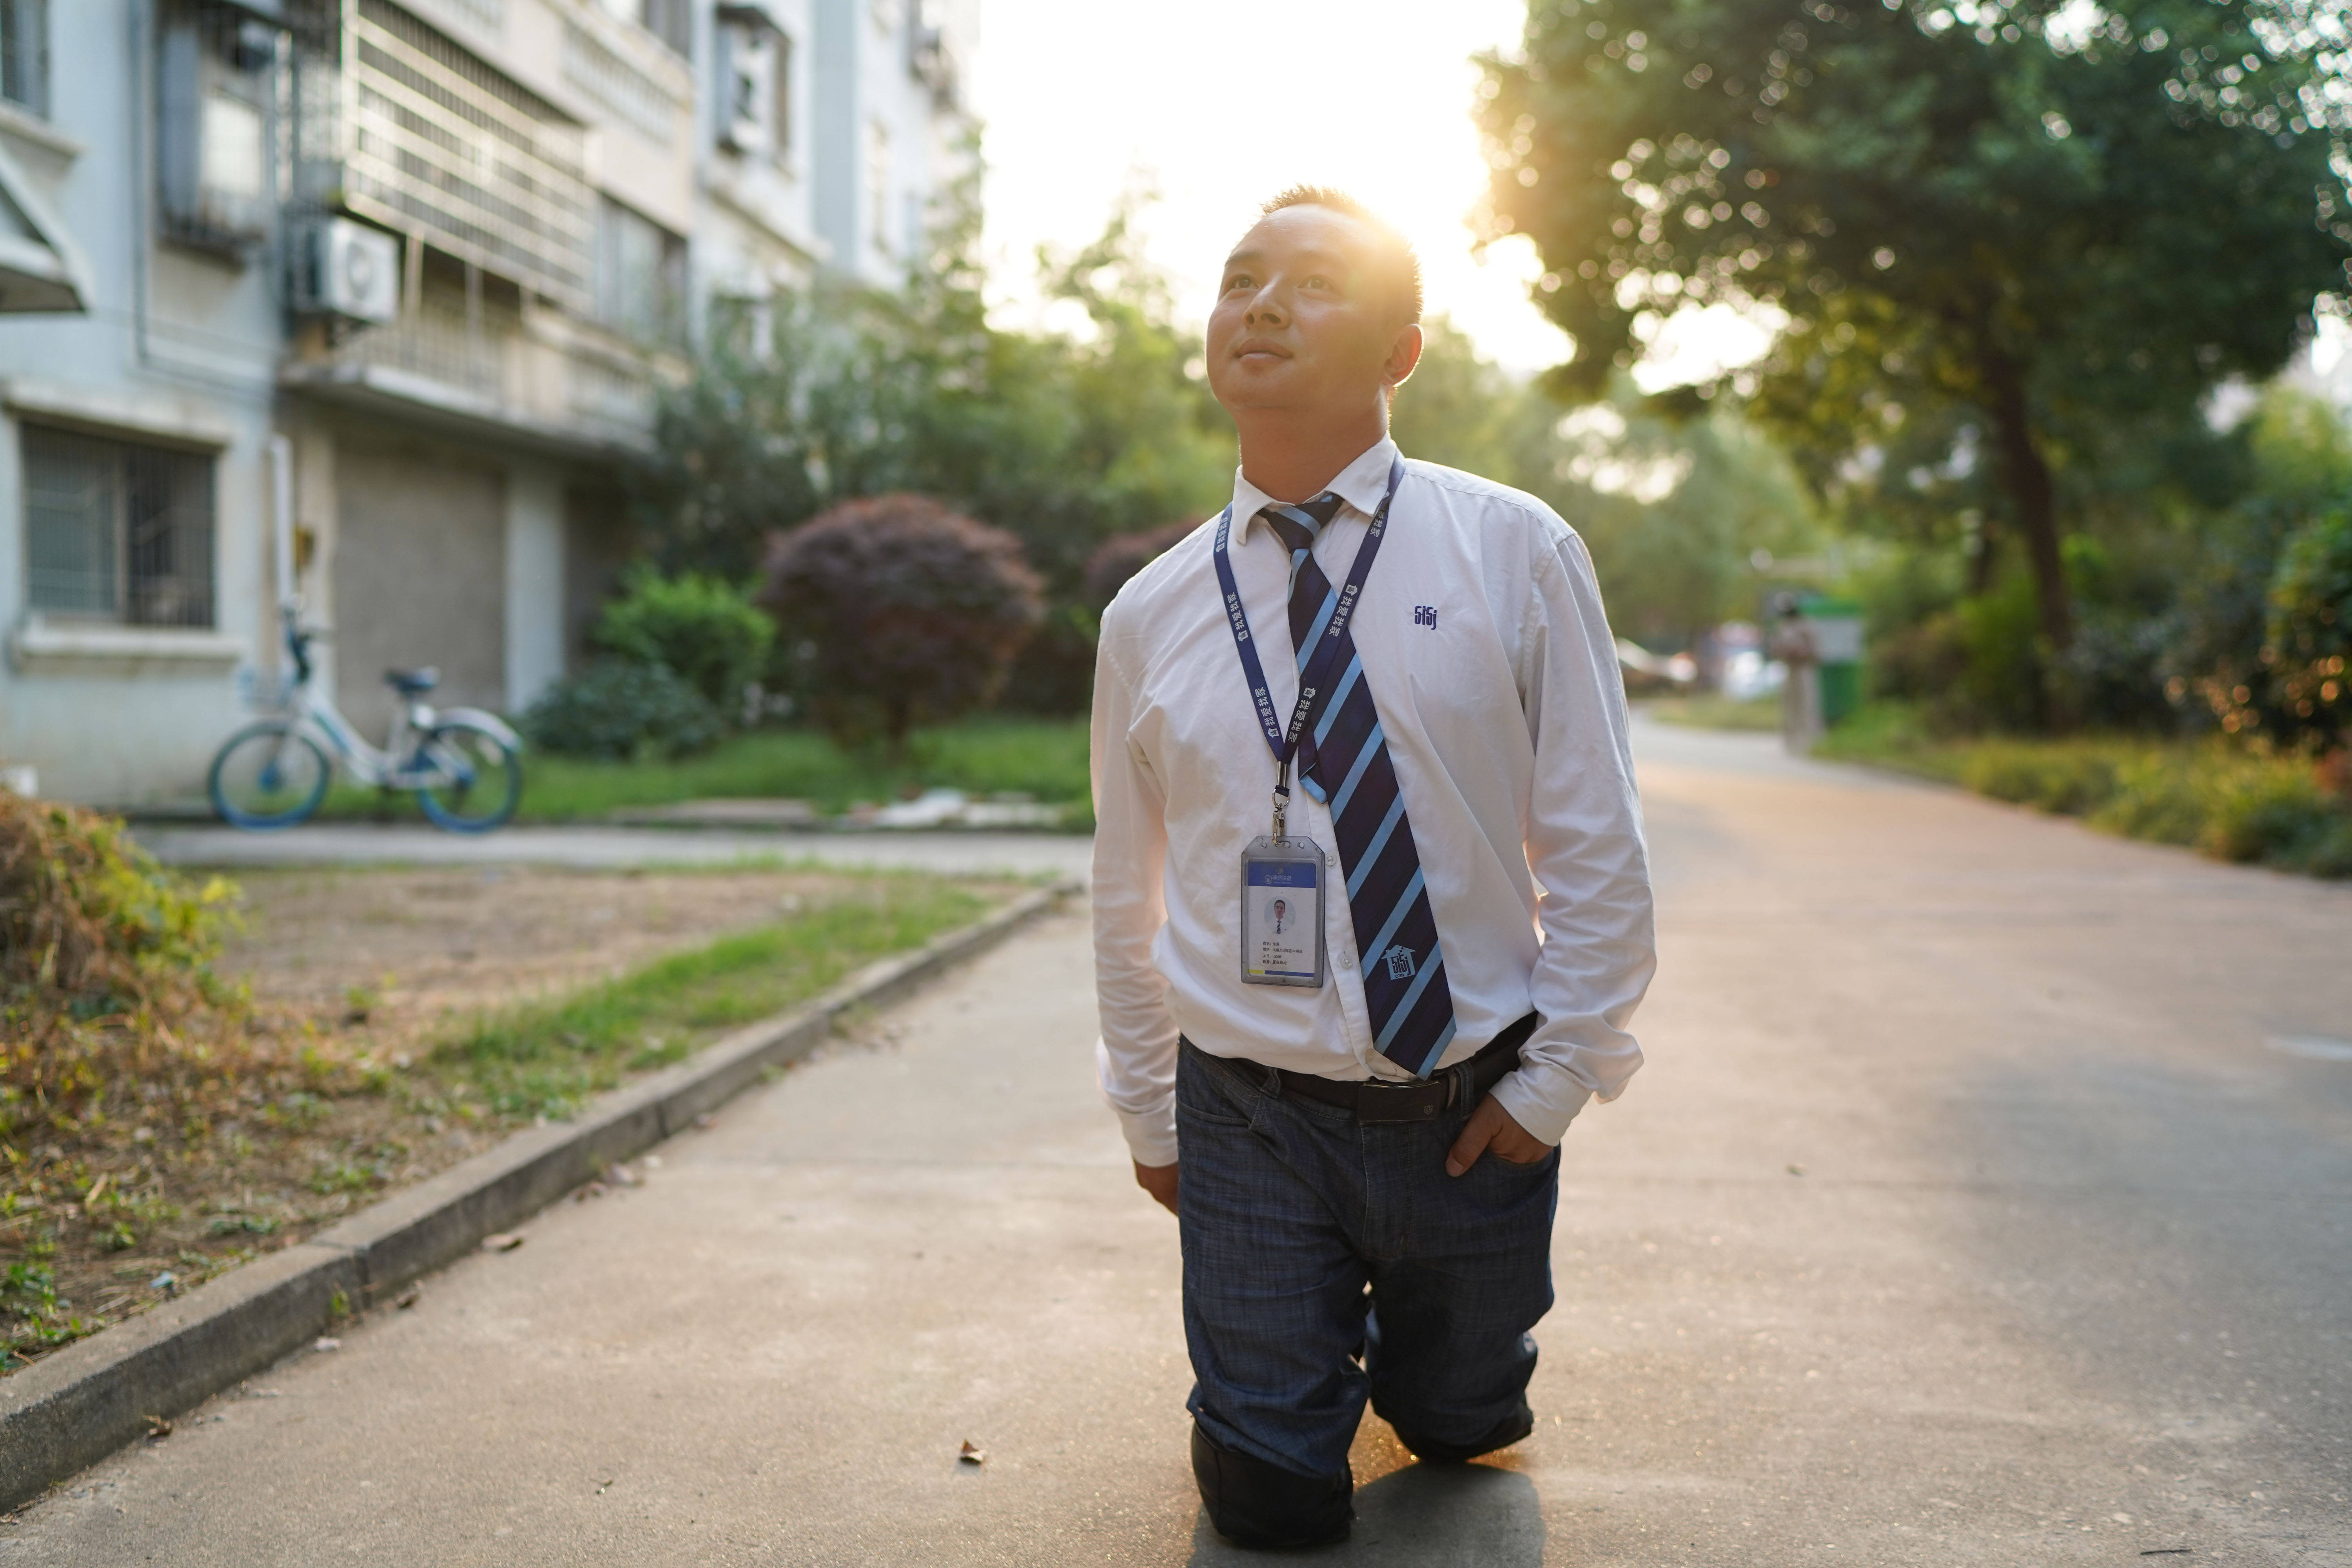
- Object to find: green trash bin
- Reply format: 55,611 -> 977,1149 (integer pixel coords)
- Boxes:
1800,596 -> 1866,728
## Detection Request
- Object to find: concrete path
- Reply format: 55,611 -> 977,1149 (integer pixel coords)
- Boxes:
132,822 -> 1093,882
17,722 -> 2352,1564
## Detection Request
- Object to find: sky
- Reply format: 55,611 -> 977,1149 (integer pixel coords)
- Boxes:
966,0 -> 1573,375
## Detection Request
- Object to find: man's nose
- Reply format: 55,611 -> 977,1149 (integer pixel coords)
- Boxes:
1245,288 -> 1288,328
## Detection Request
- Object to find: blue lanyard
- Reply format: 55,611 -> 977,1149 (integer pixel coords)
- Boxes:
1212,458 -> 1405,826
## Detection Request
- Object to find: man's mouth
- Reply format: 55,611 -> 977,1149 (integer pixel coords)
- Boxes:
1233,338 -> 1291,363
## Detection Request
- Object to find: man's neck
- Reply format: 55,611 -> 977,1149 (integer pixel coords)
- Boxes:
1235,404 -> 1389,504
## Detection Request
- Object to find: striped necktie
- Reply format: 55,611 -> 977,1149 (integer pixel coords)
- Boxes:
1258,493 -> 1457,1077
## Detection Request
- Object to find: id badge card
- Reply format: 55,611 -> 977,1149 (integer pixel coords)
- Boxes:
1240,835 -> 1327,988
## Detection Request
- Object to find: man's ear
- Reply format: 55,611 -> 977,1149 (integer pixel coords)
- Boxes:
1385,323 -> 1425,392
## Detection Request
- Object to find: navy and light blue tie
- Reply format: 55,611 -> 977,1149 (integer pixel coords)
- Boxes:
1258,495 -> 1457,1077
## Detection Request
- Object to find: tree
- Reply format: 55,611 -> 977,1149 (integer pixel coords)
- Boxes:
1396,320 -> 1823,648
757,495 -> 1045,757
630,194 -> 1232,712
1479,0 -> 2352,713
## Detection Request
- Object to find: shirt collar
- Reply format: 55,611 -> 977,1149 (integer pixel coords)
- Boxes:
1231,436 -> 1400,542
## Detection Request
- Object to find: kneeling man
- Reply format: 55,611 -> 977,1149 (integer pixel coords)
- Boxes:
1090,187 -> 1656,1549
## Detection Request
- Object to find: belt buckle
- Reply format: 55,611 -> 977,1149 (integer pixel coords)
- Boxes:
1356,1080 -> 1441,1125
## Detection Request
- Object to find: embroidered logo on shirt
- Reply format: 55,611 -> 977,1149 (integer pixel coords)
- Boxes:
1383,944 -> 1418,980
1412,605 -> 1438,630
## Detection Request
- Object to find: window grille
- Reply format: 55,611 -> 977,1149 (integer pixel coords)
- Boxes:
332,0 -> 596,308
22,426 -> 216,629
157,0 -> 283,253
0,0 -> 46,117
594,195 -> 684,347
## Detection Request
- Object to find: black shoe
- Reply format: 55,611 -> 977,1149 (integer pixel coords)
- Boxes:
1191,1423 -> 1353,1550
1388,1398 -> 1535,1465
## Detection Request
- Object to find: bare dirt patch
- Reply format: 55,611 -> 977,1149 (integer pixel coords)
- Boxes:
6,864 -> 1014,1369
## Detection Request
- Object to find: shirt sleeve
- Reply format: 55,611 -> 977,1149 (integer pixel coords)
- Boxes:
1089,602 -> 1183,1166
1485,523 -> 1658,1146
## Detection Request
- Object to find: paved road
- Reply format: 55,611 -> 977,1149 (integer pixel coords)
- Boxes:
133,822 -> 1094,881
18,722 -> 2352,1565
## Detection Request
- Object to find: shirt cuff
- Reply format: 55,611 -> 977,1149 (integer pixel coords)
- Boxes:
1114,1095 -> 1180,1168
1487,1064 -> 1593,1148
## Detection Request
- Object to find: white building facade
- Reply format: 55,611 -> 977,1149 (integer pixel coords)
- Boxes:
0,0 -> 971,805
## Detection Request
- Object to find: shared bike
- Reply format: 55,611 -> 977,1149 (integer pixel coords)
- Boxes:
206,609 -> 524,833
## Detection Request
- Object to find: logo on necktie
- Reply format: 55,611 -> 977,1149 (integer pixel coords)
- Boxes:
1383,945 -> 1417,980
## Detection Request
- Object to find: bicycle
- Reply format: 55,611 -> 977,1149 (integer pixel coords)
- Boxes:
207,608 -> 525,833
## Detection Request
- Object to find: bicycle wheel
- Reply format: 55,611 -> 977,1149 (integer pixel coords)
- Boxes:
414,720 -> 522,833
207,722 -> 331,829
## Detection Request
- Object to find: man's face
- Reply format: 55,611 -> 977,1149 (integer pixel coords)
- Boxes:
1273,900 -> 1287,918
1206,205 -> 1418,419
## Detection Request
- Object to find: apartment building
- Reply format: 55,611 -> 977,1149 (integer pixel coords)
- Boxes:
0,0 -> 973,804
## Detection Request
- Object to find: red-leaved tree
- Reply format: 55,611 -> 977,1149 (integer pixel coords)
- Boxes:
759,494 -> 1044,757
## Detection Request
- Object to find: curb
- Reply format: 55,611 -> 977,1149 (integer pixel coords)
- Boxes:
0,880 -> 1074,1512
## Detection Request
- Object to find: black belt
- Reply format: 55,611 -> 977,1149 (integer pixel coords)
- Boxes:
1185,1012 -> 1539,1125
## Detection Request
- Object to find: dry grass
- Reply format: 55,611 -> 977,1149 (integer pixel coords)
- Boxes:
1,836 -> 1012,1371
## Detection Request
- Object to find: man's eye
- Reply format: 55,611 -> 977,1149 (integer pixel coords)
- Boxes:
1303,275 -> 1331,289
1224,275 -> 1252,292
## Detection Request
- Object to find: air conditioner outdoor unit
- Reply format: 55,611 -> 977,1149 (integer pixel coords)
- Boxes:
296,218 -> 399,325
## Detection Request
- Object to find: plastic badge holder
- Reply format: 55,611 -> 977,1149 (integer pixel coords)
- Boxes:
1240,834 -> 1327,988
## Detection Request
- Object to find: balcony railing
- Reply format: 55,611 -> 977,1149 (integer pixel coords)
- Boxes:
289,298 -> 663,453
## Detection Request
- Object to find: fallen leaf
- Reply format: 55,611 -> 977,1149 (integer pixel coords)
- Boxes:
394,1287 -> 421,1310
693,1114 -> 717,1131
149,1270 -> 179,1298
574,1183 -> 608,1203
143,1415 -> 172,1441
958,1440 -> 986,1465
605,1163 -> 640,1188
313,1337 -> 341,1352
1786,1164 -> 1806,1176
482,1233 -> 524,1253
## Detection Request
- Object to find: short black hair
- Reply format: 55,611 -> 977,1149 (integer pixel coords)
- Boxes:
1258,185 -> 1424,327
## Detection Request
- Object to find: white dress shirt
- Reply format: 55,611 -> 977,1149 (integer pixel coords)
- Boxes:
1090,437 -> 1656,1167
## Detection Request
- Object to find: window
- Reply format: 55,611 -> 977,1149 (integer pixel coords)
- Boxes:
23,426 -> 216,629
772,30 -> 793,158
714,19 -> 774,156
157,2 -> 279,252
639,0 -> 691,57
0,0 -> 45,117
593,196 -> 685,346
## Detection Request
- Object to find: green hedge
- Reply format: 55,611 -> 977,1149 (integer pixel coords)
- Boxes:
1818,704 -> 2352,878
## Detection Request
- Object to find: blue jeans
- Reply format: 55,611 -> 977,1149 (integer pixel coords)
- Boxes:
1176,1039 -> 1559,1482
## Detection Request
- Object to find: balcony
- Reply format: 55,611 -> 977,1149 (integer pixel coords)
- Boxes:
282,263 -> 673,457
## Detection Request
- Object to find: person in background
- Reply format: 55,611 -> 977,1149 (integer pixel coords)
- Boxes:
1768,593 -> 1823,755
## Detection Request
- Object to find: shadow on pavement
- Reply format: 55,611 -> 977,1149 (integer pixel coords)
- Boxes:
1185,1462 -> 1544,1566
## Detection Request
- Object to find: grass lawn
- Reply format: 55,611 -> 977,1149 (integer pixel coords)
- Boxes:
1817,702 -> 2352,878
320,716 -> 1093,828
436,878 -> 995,1121
1643,693 -> 1784,732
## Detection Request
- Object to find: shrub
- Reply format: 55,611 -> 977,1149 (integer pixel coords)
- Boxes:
1083,519 -> 1198,607
592,569 -> 775,719
0,791 -> 245,1139
2088,755 -> 2208,847
2265,507 -> 2352,745
758,494 -> 1044,756
1960,741 -> 2123,815
519,661 -> 725,761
